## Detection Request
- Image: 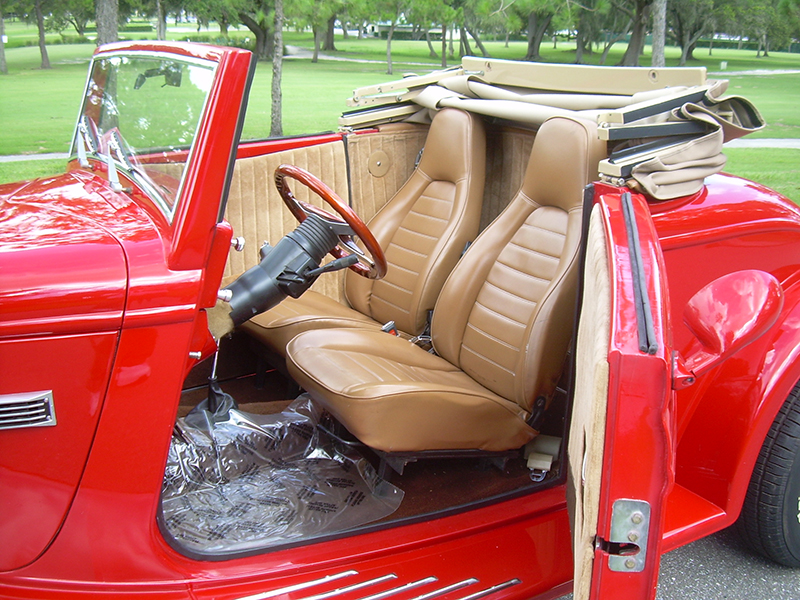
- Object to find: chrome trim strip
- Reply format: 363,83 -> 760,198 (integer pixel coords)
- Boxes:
300,574 -> 398,600
407,578 -> 479,600
358,577 -> 438,600
453,579 -> 522,600
237,570 -> 359,600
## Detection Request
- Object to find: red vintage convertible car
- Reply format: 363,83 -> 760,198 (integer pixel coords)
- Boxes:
1,41 -> 798,600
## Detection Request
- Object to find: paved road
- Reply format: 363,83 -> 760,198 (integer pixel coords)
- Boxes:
556,527 -> 800,599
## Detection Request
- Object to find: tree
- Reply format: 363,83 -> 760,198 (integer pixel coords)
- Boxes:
375,0 -> 409,74
270,0 -> 283,137
574,0 -> 611,64
651,0 -> 666,66
667,0 -> 717,65
508,0 -> 564,62
406,0 -> 456,61
454,0 -> 494,57
185,0 -> 240,37
239,0 -> 275,61
95,0 -> 119,45
0,0 -> 7,75
20,0 -> 52,67
46,0 -> 94,36
781,0 -> 800,36
613,0 -> 653,66
323,13 -> 336,50
287,0 -> 339,62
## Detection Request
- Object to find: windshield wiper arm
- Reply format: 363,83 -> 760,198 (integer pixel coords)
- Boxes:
76,116 -> 98,168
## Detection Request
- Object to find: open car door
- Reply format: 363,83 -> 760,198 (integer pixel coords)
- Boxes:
568,186 -> 674,600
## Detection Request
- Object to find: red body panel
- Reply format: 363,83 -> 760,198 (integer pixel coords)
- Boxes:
651,173 -> 800,549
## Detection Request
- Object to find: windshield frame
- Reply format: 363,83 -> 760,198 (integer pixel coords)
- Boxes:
70,49 -> 219,223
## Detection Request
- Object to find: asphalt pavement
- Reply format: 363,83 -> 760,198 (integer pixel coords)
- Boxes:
556,527 -> 800,599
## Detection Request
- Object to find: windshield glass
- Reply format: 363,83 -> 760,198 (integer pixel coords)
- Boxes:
73,52 -> 216,219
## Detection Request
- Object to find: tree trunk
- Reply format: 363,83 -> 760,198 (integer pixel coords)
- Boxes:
156,0 -> 167,40
270,0 -> 283,138
651,0 -> 666,67
312,25 -> 321,62
575,30 -> 585,63
679,38 -> 689,65
600,29 -> 628,64
0,2 -> 7,75
386,21 -> 395,74
686,40 -> 697,61
620,2 -> 649,66
342,22 -> 349,39
708,32 -> 714,55
425,27 -> 438,58
441,24 -> 447,67
34,0 -> 50,68
95,0 -> 118,46
239,12 -> 270,60
524,12 -> 552,62
323,15 -> 336,51
460,26 -> 473,56
465,26 -> 489,57
448,25 -> 455,58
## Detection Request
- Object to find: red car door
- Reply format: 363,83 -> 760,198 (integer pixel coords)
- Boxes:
569,186 -> 674,600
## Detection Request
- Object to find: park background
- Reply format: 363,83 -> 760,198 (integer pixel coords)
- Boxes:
1,0 -> 799,203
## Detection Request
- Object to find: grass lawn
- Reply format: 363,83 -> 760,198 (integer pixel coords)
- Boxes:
724,148 -> 800,202
1,26 -> 799,202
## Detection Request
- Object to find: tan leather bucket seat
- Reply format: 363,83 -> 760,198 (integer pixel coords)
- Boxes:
286,116 -> 606,453
242,108 -> 487,356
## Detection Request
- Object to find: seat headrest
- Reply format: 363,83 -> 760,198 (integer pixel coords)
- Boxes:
417,108 -> 485,182
521,116 -> 607,212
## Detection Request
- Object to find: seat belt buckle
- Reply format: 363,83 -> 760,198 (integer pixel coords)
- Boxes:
381,321 -> 399,336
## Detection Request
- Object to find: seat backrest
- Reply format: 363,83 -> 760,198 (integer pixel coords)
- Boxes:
431,116 -> 607,412
344,108 -> 486,335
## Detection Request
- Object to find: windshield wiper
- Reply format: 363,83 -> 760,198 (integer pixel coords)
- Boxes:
76,116 -> 98,168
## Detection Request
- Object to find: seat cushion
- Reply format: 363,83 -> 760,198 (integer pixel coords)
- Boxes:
241,291 -> 381,356
286,328 -> 536,452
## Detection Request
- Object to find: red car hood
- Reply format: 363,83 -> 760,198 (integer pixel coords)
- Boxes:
0,172 -> 128,340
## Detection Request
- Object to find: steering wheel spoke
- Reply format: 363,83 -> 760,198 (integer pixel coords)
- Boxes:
275,164 -> 387,279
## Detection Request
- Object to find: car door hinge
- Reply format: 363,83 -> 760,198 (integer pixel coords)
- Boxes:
595,499 -> 651,572
672,351 -> 696,390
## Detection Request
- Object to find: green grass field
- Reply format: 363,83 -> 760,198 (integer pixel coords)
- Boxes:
2,21 -> 799,202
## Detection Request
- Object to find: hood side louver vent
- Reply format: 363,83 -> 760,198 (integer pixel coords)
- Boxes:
0,391 -> 57,430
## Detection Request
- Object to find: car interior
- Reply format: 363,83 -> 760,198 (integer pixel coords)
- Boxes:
165,107 -> 610,557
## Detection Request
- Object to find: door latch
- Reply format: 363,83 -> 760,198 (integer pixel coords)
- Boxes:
596,499 -> 651,572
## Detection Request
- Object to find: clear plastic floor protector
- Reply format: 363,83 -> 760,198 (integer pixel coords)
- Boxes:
161,396 -> 404,555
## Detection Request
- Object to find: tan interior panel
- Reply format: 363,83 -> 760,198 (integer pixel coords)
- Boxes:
222,140 -> 349,300
567,204 -> 611,600
346,124 -> 428,224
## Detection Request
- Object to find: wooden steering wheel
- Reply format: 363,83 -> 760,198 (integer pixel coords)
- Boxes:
274,164 -> 387,279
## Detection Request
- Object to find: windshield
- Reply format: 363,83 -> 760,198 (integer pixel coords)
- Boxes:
73,52 -> 217,219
